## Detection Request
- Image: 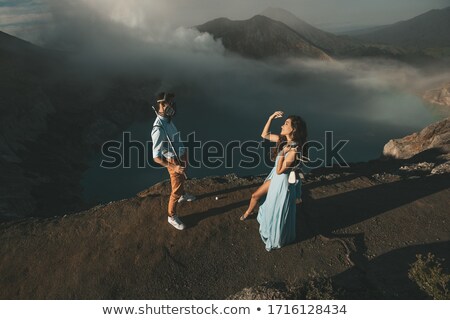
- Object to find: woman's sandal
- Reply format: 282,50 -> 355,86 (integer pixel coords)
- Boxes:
240,211 -> 254,221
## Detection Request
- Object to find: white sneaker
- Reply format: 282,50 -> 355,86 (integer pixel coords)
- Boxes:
168,215 -> 185,230
177,193 -> 196,203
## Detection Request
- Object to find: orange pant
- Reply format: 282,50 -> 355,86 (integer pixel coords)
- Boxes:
166,157 -> 186,216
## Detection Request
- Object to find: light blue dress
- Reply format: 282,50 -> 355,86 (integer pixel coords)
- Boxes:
257,152 -> 302,251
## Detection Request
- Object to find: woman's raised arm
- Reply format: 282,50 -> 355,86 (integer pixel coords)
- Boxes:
261,111 -> 283,142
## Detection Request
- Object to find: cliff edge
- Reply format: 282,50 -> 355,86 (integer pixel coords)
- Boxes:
0,119 -> 449,299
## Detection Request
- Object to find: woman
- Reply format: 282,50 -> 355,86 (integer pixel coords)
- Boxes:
241,111 -> 308,251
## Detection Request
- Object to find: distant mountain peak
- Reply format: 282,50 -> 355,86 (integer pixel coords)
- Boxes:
195,15 -> 331,60
260,7 -> 311,26
259,7 -> 359,54
261,7 -> 295,15
262,7 -> 301,16
247,14 -> 274,23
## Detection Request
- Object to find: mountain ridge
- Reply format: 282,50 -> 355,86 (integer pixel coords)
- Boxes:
195,8 -> 445,63
196,15 -> 332,60
353,6 -> 450,48
259,7 -> 360,55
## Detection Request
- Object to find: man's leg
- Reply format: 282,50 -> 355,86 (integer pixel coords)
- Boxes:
175,153 -> 196,203
167,163 -> 186,217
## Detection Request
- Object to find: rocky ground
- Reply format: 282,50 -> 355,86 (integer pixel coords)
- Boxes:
0,117 -> 449,299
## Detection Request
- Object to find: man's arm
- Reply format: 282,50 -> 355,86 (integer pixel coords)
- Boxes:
153,156 -> 184,173
151,126 -> 184,173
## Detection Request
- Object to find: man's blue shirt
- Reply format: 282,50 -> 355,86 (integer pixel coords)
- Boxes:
151,115 -> 186,160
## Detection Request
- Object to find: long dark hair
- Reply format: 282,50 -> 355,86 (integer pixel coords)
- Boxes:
271,115 -> 308,162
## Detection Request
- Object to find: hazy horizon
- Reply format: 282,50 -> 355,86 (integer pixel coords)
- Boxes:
1,0 -> 450,44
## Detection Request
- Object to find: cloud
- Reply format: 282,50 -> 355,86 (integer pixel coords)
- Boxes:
41,1 -> 447,121
0,11 -> 51,26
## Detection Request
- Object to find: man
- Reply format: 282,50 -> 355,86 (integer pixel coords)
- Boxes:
151,92 -> 196,230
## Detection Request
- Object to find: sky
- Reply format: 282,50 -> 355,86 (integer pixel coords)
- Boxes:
1,0 -> 450,43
